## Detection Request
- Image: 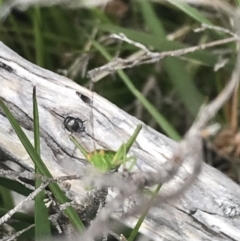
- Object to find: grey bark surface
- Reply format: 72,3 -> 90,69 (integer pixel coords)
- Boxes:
0,41 -> 240,241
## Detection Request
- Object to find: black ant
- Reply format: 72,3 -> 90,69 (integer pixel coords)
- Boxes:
63,116 -> 86,133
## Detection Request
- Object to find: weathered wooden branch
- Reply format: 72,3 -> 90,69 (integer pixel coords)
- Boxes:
1,41 -> 240,241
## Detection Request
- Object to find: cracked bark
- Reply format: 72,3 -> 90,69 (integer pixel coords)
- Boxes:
1,42 -> 240,241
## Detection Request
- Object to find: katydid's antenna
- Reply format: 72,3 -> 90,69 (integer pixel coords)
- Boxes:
90,80 -> 96,152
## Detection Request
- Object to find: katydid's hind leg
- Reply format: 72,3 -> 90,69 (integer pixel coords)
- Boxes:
121,155 -> 137,172
122,144 -> 127,169
126,156 -> 137,171
121,144 -> 136,171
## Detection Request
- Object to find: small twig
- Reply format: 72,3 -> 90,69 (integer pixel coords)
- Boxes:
0,181 -> 49,225
110,33 -> 152,54
88,34 -> 238,82
2,224 -> 35,241
108,231 -> 126,241
0,169 -> 47,181
15,177 -> 36,190
49,213 -> 63,234
47,200 -> 76,234
192,53 -> 240,130
230,81 -> 239,132
194,23 -> 238,37
0,169 -> 82,184
59,200 -> 75,211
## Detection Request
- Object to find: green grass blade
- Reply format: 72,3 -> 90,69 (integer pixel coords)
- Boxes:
33,87 -> 40,154
128,184 -> 161,241
139,0 -> 204,117
0,185 -> 14,209
33,7 -> 44,67
0,98 -> 85,232
138,0 -> 165,37
33,87 -> 51,239
0,177 -> 31,196
167,0 -> 212,25
8,16 -> 33,61
118,71 -> 181,140
0,207 -> 34,224
0,100 -> 51,178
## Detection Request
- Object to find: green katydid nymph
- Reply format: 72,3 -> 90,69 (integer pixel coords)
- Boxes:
69,122 -> 142,173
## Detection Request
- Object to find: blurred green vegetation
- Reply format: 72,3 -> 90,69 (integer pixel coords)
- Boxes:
0,0 -> 239,240
0,0 -> 237,138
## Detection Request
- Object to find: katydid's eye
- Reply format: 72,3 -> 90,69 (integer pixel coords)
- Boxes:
64,116 -> 85,133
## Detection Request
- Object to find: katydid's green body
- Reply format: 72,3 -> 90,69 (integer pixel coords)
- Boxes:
70,124 -> 142,172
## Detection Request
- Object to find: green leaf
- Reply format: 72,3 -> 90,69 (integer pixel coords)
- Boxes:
33,86 -> 51,239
